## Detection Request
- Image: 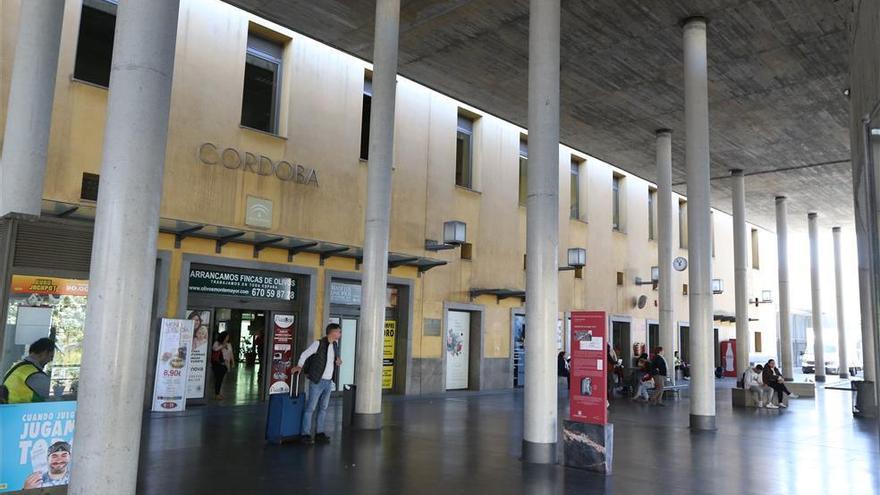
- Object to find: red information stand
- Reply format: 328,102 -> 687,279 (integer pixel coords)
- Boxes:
569,311 -> 608,425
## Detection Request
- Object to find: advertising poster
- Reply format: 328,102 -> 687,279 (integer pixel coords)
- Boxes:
269,314 -> 295,394
721,340 -> 737,378
569,311 -> 607,425
445,311 -> 470,390
188,267 -> 295,301
185,310 -> 211,399
151,319 -> 194,412
382,320 -> 396,390
0,401 -> 77,492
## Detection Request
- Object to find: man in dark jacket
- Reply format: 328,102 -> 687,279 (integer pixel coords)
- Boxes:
649,347 -> 668,406
293,323 -> 342,444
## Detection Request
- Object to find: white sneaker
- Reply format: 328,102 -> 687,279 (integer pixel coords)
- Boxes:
765,403 -> 779,409
778,402 -> 788,408
789,394 -> 799,399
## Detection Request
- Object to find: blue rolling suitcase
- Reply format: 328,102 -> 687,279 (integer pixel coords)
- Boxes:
265,373 -> 305,444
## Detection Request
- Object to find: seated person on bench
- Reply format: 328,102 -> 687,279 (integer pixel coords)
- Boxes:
744,364 -> 775,408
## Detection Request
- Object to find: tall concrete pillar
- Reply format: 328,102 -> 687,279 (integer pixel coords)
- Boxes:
808,213 -> 826,382
68,1 -> 180,494
775,197 -> 795,380
731,170 -> 750,379
656,129 -> 675,384
522,0 -> 560,464
353,0 -> 400,430
0,0 -> 65,216
682,16 -> 715,430
832,227 -> 849,379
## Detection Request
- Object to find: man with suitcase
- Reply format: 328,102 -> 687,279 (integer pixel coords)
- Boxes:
293,323 -> 342,444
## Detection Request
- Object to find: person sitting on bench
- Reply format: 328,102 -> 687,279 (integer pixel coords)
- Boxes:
744,364 -> 775,408
762,359 -> 798,408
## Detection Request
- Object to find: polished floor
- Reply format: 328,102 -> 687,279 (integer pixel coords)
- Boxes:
136,380 -> 880,495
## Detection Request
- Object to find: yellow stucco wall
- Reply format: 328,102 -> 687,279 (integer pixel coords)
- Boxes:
0,0 -> 780,364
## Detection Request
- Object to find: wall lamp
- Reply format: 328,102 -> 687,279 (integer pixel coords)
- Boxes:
425,220 -> 467,251
635,266 -> 659,289
751,290 -> 773,307
559,248 -> 586,278
712,278 -> 724,295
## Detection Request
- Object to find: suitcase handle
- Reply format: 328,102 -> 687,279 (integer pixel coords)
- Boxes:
291,370 -> 301,398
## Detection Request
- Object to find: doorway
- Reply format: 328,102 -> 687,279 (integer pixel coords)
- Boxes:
611,320 -> 632,367
648,322 -> 659,355
679,324 -> 690,363
209,308 -> 269,405
512,312 -> 525,387
714,327 -> 721,368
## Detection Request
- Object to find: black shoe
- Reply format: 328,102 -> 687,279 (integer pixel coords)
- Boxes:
315,432 -> 331,444
300,435 -> 314,445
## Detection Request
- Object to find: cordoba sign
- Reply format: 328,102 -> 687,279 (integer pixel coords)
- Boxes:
197,143 -> 319,186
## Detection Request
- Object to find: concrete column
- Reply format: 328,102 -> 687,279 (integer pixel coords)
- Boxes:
656,129 -> 675,384
522,0 -> 560,464
68,1 -> 180,494
832,227 -> 849,379
353,0 -> 400,430
682,16 -> 715,430
0,0 -> 65,216
808,213 -> 826,382
775,197 -> 795,380
731,169 -> 750,379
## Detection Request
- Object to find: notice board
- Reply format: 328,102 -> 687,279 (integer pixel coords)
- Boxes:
569,311 -> 607,425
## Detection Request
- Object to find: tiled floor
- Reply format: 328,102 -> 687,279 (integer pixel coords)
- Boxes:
136,380 -> 880,495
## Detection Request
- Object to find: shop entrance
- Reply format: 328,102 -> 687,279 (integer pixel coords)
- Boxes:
612,320 -> 632,367
327,279 -> 406,394
183,263 -> 308,407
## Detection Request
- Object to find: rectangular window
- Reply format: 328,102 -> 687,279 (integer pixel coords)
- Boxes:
679,200 -> 688,248
73,0 -> 118,88
456,114 -> 474,188
612,174 -> 623,231
570,159 -> 581,220
754,331 -> 763,353
711,211 -> 715,257
648,187 -> 657,240
518,137 -> 528,207
751,228 -> 760,269
360,74 -> 372,160
241,32 -> 283,134
80,173 -> 100,201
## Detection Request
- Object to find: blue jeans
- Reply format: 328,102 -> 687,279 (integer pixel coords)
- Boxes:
302,379 -> 333,435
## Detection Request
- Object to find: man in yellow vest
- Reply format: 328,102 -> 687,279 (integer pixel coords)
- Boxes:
2,338 -> 55,403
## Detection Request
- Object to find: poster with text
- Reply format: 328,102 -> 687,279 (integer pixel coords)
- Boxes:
186,309 -> 211,399
269,314 -> 295,394
151,319 -> 194,412
0,401 -> 76,492
445,311 -> 470,390
382,321 -> 396,389
569,311 -> 607,425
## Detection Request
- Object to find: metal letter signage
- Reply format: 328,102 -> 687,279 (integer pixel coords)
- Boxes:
197,143 -> 319,187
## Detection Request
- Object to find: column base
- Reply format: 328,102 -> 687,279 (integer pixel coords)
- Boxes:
689,414 -> 716,431
562,421 -> 613,475
815,375 -> 826,382
522,440 -> 557,464
853,381 -> 877,418
352,412 -> 382,430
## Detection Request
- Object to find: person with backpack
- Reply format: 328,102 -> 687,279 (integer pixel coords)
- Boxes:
211,332 -> 234,400
2,338 -> 55,404
293,323 -> 342,445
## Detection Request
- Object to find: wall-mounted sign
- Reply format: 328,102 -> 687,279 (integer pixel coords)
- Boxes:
10,276 -> 88,296
383,320 -> 396,390
188,267 -> 295,301
197,143 -> 319,187
245,196 -> 273,229
329,282 -> 397,308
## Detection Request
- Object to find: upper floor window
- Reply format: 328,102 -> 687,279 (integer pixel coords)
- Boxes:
612,173 -> 624,231
360,73 -> 372,160
570,159 -> 581,220
648,187 -> 657,240
518,137 -> 528,206
73,0 -> 118,88
456,113 -> 474,188
241,32 -> 283,134
751,228 -> 760,269
679,199 -> 688,248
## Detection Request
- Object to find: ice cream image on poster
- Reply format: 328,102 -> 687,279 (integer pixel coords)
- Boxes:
580,377 -> 593,396
725,344 -> 734,372
30,442 -> 48,475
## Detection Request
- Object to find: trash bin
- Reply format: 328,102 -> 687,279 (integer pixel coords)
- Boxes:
342,384 -> 356,428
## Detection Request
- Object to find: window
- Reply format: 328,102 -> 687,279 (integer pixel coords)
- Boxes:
570,159 -> 581,220
754,331 -> 763,353
73,0 -> 118,88
612,174 -> 623,231
241,32 -> 283,134
648,187 -> 657,240
80,173 -> 99,201
360,74 -> 372,160
679,199 -> 688,248
751,228 -> 760,269
456,113 -> 474,188
518,137 -> 528,206
711,211 -> 715,257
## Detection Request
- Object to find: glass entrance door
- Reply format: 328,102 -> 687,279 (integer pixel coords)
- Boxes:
330,316 -> 358,392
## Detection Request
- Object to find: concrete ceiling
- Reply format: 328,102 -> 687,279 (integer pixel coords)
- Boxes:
224,0 -> 855,232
